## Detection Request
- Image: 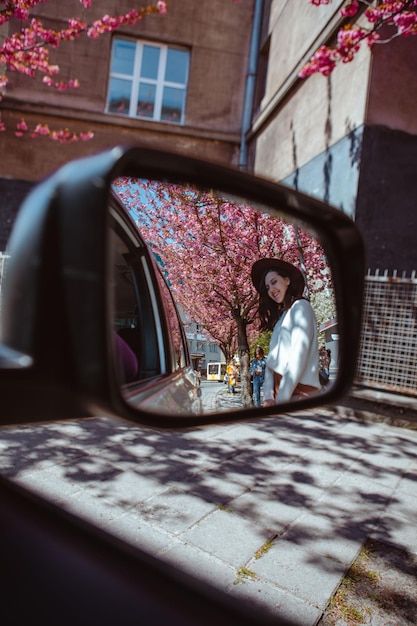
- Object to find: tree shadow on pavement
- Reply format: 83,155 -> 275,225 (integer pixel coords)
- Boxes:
318,538 -> 417,626
0,404 -> 417,625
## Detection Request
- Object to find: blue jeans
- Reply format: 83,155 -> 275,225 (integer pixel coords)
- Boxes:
252,376 -> 264,407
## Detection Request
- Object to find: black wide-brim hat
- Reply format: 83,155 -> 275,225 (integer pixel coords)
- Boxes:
251,258 -> 305,296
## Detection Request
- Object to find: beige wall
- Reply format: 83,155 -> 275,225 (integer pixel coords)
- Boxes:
1,0 -> 253,180
251,0 -> 371,182
253,47 -> 371,181
265,0 -> 345,105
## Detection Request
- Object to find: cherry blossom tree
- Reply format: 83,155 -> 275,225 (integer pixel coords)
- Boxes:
300,0 -> 417,78
114,178 -> 332,407
201,318 -> 238,364
0,0 -> 167,142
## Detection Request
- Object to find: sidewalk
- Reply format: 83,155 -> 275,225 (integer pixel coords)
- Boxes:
0,402 -> 417,624
343,384 -> 417,430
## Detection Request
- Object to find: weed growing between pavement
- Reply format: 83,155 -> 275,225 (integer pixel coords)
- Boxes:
319,539 -> 417,625
234,567 -> 257,585
254,538 -> 275,560
217,504 -> 233,513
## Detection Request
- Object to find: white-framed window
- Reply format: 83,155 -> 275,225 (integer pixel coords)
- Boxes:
107,38 -> 190,125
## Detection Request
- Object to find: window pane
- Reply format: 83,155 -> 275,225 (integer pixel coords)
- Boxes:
154,269 -> 187,370
165,49 -> 189,84
161,86 -> 185,123
112,40 -> 136,75
141,45 -> 160,80
137,83 -> 156,118
108,77 -> 132,115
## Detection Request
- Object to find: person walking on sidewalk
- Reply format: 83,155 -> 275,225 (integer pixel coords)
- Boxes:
226,359 -> 237,394
251,258 -> 320,404
250,346 -> 266,407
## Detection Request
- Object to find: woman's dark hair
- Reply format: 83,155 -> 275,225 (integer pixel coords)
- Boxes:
254,345 -> 265,357
258,269 -> 304,331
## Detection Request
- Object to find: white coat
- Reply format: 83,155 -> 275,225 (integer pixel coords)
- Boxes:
263,299 -> 320,403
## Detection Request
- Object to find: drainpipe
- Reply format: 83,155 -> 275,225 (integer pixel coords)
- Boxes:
239,0 -> 264,171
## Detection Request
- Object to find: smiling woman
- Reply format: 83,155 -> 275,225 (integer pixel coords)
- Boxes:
251,258 -> 321,404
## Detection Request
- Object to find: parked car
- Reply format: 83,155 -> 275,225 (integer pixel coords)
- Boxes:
0,146 -> 365,624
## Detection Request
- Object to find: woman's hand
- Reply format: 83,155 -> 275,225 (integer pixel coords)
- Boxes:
262,399 -> 275,407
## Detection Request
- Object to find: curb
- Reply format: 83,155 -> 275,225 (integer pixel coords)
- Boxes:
335,385 -> 417,431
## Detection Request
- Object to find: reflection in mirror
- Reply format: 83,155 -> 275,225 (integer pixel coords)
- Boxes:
112,177 -> 337,417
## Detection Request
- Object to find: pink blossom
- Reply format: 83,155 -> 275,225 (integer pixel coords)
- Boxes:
68,18 -> 87,29
394,11 -> 417,35
299,46 -> 336,77
366,31 -> 380,47
340,1 -> 359,18
16,119 -> 28,132
304,0 -> 417,78
14,9 -> 30,21
337,26 -> 366,62
34,123 -> 50,135
86,27 -> 100,39
157,1 -> 168,14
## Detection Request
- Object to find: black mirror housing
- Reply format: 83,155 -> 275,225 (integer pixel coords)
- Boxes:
0,146 -> 365,427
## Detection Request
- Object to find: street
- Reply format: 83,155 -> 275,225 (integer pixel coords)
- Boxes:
200,380 -> 244,413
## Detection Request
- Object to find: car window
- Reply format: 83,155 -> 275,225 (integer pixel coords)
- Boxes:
153,267 -> 188,371
111,212 -> 164,382
111,207 -> 189,385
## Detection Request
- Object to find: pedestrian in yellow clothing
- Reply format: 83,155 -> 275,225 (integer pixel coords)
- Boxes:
226,359 -> 237,394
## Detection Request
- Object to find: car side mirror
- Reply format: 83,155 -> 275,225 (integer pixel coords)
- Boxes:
0,146 -> 365,428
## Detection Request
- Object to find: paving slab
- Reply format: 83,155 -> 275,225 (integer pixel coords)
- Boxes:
1,406 -> 417,625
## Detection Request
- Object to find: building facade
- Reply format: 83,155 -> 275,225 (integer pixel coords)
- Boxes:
183,319 -> 225,376
0,0 -> 254,247
246,0 -> 417,274
5,1 -> 416,271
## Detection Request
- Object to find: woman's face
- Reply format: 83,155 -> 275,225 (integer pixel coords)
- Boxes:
264,271 -> 290,304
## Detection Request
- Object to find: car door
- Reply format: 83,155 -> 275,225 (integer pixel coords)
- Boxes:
110,195 -> 201,415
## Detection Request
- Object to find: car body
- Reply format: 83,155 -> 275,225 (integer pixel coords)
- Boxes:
110,193 -> 201,414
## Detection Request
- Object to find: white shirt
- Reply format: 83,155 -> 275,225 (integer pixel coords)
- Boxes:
263,299 -> 320,403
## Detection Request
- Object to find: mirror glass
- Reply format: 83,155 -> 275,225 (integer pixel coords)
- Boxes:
111,176 -> 337,417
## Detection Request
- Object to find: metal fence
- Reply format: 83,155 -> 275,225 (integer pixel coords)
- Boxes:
356,269 -> 417,397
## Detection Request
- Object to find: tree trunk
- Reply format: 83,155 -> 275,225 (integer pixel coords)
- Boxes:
236,316 -> 252,408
